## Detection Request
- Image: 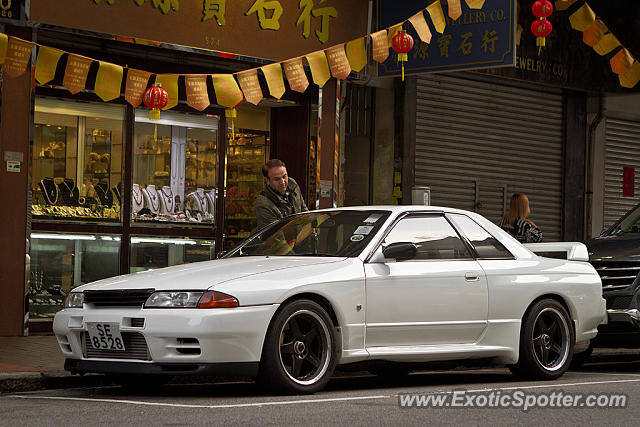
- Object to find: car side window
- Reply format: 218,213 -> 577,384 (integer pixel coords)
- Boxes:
447,214 -> 513,259
383,215 -> 472,260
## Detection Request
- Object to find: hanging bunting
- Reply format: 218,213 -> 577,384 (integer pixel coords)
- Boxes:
427,0 -> 447,34
555,0 -> 578,11
305,50 -> 331,87
236,69 -> 263,105
447,0 -> 462,20
346,37 -> 367,72
370,30 -> 390,63
185,75 -> 210,111
225,108 -> 238,141
569,3 -> 595,31
211,74 -> 244,108
620,62 -> 640,88
610,48 -> 633,75
0,33 -> 7,64
63,55 -> 92,94
283,58 -> 309,93
593,33 -> 620,56
261,63 -> 286,99
465,0 -> 485,9
326,44 -> 352,80
155,74 -> 179,110
94,61 -> 123,102
387,25 -> 403,47
408,10 -> 432,44
4,37 -> 34,78
582,19 -> 608,47
35,46 -> 64,85
124,69 -> 151,107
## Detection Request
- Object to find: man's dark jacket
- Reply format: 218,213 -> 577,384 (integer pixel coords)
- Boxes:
254,177 -> 308,229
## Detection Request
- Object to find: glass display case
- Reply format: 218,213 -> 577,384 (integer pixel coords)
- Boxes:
224,129 -> 269,249
129,236 -> 216,272
32,98 -> 124,221
29,232 -> 121,319
133,111 -> 218,225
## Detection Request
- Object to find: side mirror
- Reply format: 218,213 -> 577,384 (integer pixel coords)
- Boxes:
382,242 -> 418,261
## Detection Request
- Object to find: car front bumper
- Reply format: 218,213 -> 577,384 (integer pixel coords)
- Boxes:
53,304 -> 279,375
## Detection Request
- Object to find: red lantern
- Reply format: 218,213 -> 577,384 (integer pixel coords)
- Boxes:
143,83 -> 169,142
391,30 -> 414,81
532,0 -> 553,18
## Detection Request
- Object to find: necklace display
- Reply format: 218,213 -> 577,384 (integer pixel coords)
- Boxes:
132,184 -> 144,210
159,186 -> 175,214
144,185 -> 160,213
205,190 -> 216,214
195,189 -> 208,212
40,179 -> 59,205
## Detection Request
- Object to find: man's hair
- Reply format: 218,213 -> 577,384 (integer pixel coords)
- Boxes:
262,158 -> 287,178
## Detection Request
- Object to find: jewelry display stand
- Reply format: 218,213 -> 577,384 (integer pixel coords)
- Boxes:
205,189 -> 216,215
158,186 -> 175,215
142,184 -> 160,214
112,182 -> 122,205
59,178 -> 80,206
186,187 -> 208,213
38,178 -> 59,206
132,183 -> 144,213
94,182 -> 114,207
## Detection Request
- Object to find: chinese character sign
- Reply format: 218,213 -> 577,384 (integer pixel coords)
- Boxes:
377,0 -> 515,77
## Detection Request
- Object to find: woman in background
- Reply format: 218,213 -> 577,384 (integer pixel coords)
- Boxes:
500,193 -> 544,243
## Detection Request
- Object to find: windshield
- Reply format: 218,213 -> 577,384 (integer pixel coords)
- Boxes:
608,203 -> 640,236
225,210 -> 391,257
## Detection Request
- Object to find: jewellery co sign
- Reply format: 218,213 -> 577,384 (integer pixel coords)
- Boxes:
377,0 -> 515,77
0,0 -> 24,21
29,0 -> 370,62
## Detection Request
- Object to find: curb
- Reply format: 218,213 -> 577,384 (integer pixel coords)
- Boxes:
0,371 -> 112,394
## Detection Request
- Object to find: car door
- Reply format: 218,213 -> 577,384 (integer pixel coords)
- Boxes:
364,213 -> 489,348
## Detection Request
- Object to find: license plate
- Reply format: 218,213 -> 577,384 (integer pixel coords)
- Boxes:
86,322 -> 125,351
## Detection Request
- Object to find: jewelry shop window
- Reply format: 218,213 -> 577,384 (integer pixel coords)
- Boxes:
29,232 -> 121,320
32,98 -> 124,222
133,110 -> 218,225
129,236 -> 215,273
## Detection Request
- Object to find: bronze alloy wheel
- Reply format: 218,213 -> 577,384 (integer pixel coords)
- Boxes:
277,309 -> 332,386
531,306 -> 571,372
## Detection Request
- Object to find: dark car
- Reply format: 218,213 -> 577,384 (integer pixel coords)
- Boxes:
587,202 -> 640,349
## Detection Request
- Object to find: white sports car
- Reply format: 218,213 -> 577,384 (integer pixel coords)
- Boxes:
54,206 -> 606,394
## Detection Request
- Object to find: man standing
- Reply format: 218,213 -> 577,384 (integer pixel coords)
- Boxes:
254,159 -> 308,229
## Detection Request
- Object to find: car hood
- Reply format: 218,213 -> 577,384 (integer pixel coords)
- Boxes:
74,256 -> 348,292
587,235 -> 640,262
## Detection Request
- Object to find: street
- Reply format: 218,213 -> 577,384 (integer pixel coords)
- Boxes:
3,353 -> 640,426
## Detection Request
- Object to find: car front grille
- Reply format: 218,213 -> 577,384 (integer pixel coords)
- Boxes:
83,289 -> 155,307
83,332 -> 151,360
591,261 -> 640,291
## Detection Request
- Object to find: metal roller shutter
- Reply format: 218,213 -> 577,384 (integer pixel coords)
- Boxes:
414,73 -> 564,241
604,118 -> 640,227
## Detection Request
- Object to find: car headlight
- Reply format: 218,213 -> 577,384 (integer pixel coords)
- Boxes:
144,291 -> 239,308
64,292 -> 84,308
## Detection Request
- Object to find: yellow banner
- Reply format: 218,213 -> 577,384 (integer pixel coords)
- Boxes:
593,33 -> 620,56
212,74 -> 244,108
582,19 -> 608,47
447,0 -> 462,20
610,48 -> 633,75
125,69 -> 151,107
35,46 -> 64,85
155,74 -> 179,110
387,25 -> 402,48
4,37 -> 35,78
465,0 -> 485,9
555,0 -> 579,11
305,50 -> 331,87
326,44 -> 352,80
370,30 -> 389,63
94,61 -> 123,102
620,61 -> 640,89
261,63 -> 286,99
63,55 -> 92,94
427,0 -> 446,34
283,58 -> 309,93
0,33 -> 8,64
236,69 -> 263,105
346,37 -> 367,72
569,3 -> 595,32
409,10 -> 432,44
186,75 -> 210,111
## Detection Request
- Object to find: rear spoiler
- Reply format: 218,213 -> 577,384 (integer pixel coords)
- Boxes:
524,242 -> 589,261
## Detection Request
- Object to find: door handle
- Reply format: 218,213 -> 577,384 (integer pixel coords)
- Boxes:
465,272 -> 480,282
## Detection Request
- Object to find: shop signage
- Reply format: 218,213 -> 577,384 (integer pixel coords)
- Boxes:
29,0 -> 370,62
377,0 -> 516,77
0,0 -> 23,21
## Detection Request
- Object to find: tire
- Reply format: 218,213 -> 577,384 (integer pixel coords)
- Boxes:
508,299 -> 574,380
258,299 -> 337,394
